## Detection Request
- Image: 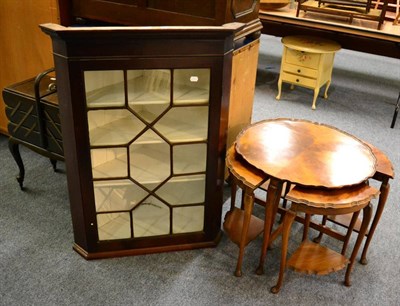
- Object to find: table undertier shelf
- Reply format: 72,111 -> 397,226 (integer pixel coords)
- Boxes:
223,207 -> 264,246
287,240 -> 349,275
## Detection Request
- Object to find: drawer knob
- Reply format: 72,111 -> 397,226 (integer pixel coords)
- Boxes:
297,69 -> 301,73
296,79 -> 299,82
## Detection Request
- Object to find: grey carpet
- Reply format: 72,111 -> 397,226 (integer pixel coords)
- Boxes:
0,34 -> 399,305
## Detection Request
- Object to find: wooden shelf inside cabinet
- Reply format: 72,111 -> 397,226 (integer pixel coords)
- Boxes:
40,23 -> 247,259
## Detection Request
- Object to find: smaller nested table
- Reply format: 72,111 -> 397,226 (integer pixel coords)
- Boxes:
272,183 -> 379,293
276,35 -> 341,109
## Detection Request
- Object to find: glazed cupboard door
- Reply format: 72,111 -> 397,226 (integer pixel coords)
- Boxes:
87,68 -> 210,240
41,24 -> 239,259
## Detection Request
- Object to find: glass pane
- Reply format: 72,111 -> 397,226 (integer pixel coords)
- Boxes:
173,206 -> 204,234
173,143 -> 207,174
127,69 -> 170,104
130,130 -> 170,186
127,70 -> 170,123
154,106 -> 208,143
97,212 -> 131,240
156,175 -> 205,205
85,70 -> 125,108
94,179 -> 148,212
87,109 -> 145,146
132,197 -> 170,237
173,69 -> 210,105
131,103 -> 170,124
91,147 -> 128,178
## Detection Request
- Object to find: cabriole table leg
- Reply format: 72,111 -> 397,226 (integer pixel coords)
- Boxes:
8,138 -> 25,190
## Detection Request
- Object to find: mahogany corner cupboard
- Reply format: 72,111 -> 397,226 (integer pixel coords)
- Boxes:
41,23 -> 256,259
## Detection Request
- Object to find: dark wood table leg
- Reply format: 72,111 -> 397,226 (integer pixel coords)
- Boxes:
390,92 -> 399,128
8,138 -> 25,190
50,158 -> 58,172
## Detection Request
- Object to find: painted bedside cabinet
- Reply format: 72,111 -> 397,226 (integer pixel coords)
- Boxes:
276,35 -> 341,109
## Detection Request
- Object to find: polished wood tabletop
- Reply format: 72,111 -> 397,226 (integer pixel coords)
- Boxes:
235,118 -> 377,188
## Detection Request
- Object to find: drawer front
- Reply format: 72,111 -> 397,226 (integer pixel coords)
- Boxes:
3,90 -> 37,113
4,90 -> 63,153
8,122 -> 42,147
6,105 -> 62,139
4,91 -> 40,135
42,103 -> 62,140
281,72 -> 317,88
6,106 -> 39,131
46,136 -> 64,155
7,115 -> 63,154
282,63 -> 318,78
285,48 -> 320,69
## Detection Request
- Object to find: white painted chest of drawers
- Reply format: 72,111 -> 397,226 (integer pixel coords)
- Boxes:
276,35 -> 341,109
